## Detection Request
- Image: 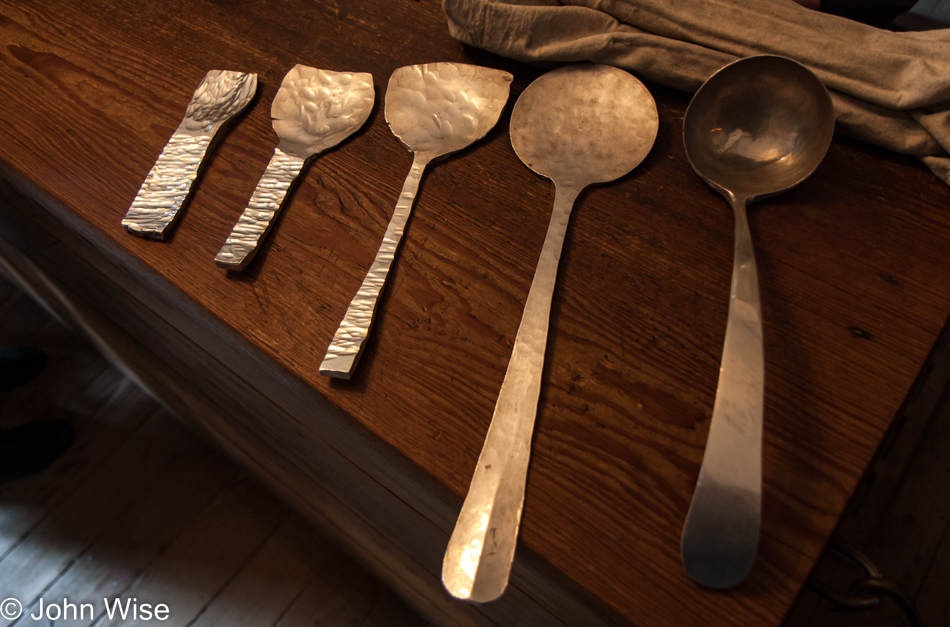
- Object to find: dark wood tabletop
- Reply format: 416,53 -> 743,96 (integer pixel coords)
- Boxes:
2,0 -> 949,625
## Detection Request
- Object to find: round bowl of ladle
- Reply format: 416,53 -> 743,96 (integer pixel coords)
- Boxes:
680,54 -> 834,590
683,55 -> 835,202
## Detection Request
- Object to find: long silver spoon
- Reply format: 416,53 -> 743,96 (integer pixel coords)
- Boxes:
680,55 -> 834,589
320,62 -> 512,379
442,63 -> 658,603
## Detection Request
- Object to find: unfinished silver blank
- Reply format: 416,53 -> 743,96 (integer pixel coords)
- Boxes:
122,70 -> 258,240
215,65 -> 375,271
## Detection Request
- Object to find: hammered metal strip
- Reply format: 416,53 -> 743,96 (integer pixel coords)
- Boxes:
122,70 -> 257,240
121,133 -> 214,240
214,148 -> 306,271
320,154 -> 430,378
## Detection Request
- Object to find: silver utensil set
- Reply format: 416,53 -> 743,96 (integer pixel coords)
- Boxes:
123,58 -> 833,602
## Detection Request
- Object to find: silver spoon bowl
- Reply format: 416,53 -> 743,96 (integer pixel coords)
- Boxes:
684,55 -> 835,201
681,55 -> 834,589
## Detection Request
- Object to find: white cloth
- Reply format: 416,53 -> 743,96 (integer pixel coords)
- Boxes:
443,0 -> 950,185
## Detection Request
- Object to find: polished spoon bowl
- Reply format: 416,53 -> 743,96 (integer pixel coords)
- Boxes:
442,63 -> 658,603
680,55 -> 834,589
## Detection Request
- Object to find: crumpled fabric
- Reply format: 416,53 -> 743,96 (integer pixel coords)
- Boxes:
443,0 -> 950,185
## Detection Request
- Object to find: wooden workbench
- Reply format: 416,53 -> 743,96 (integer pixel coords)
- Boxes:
2,0 -> 949,624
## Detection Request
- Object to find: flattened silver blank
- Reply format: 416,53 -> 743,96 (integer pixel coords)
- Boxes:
122,70 -> 258,240
215,65 -> 375,271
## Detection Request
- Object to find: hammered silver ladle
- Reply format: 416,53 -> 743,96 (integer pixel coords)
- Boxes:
442,63 -> 658,603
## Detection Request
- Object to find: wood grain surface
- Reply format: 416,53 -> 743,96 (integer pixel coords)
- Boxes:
2,0 -> 950,625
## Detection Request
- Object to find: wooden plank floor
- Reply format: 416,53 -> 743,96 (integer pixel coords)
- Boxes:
0,274 -> 427,627
0,267 -> 947,627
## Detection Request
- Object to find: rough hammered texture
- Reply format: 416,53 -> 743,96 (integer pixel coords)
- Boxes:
122,70 -> 257,240
215,65 -> 374,271
320,62 -> 512,379
182,70 -> 258,133
385,62 -> 512,156
122,133 -> 213,240
320,155 -> 427,378
443,64 -> 659,603
214,148 -> 306,270
272,65 -> 375,159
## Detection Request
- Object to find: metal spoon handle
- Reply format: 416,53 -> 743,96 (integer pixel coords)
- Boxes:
443,185 -> 579,603
681,195 -> 763,589
320,153 -> 432,379
121,130 -> 216,240
214,148 -> 307,271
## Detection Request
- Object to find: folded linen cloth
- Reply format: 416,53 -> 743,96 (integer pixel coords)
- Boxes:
443,0 -> 950,185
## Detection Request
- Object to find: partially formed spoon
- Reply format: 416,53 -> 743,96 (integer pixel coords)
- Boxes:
122,70 -> 257,240
215,65 -> 374,271
680,55 -> 834,589
320,62 -> 512,379
442,63 -> 658,603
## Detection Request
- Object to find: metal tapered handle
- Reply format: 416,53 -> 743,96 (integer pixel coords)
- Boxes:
320,153 -> 431,379
122,132 -> 215,240
215,148 -> 306,271
443,185 -> 579,603
681,194 -> 763,589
